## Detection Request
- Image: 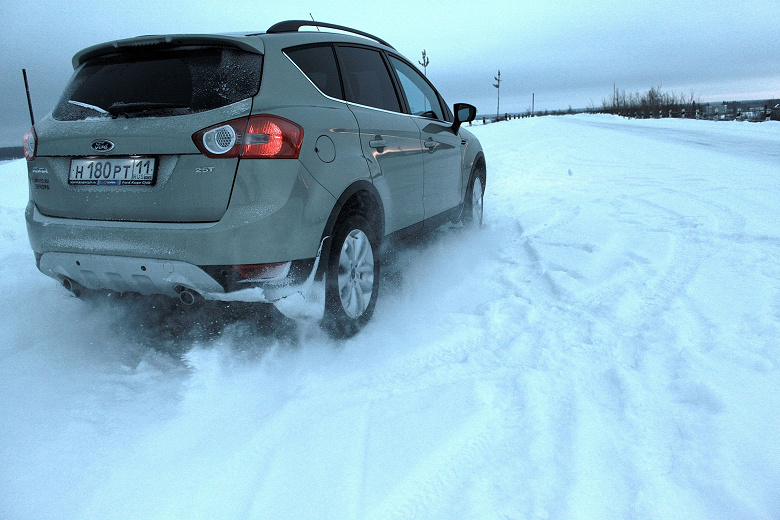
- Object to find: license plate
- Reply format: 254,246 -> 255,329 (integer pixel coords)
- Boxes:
69,157 -> 156,186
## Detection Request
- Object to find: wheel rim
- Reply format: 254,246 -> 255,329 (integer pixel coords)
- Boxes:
337,229 -> 375,318
471,177 -> 484,225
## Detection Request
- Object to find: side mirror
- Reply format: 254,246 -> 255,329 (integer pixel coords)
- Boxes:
452,103 -> 477,133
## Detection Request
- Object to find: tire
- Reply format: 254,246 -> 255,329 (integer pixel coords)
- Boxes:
321,212 -> 380,338
463,174 -> 484,227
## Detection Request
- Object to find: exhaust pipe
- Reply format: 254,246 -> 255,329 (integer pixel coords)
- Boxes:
62,277 -> 81,297
178,288 -> 200,306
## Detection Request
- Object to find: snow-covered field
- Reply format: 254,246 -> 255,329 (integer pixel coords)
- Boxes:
1,114 -> 779,520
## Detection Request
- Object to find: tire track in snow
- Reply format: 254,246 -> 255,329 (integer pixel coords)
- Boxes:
474,118 -> 758,517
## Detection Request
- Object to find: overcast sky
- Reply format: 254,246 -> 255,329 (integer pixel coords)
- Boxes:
1,0 -> 778,147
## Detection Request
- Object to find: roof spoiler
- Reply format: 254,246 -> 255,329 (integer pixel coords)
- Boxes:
72,35 -> 263,68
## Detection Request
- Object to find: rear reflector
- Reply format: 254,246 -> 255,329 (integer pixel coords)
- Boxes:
232,262 -> 291,281
193,115 -> 303,159
23,127 -> 36,161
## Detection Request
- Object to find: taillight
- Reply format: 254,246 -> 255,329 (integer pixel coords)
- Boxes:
193,115 -> 303,159
23,127 -> 37,161
202,124 -> 237,155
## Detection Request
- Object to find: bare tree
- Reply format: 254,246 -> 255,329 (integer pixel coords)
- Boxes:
601,84 -> 699,119
418,50 -> 429,76
493,70 -> 501,120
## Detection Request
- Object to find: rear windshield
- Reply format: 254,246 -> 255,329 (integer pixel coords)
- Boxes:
53,45 -> 262,120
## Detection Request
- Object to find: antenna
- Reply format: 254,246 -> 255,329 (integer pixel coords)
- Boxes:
309,13 -> 320,31
22,69 -> 35,126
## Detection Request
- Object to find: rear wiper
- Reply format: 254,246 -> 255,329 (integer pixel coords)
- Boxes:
107,101 -> 188,118
68,100 -> 109,115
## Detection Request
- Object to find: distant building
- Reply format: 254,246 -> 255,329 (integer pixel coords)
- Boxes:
704,104 -> 729,119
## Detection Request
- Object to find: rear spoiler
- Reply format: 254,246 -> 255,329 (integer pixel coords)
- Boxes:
72,35 -> 264,68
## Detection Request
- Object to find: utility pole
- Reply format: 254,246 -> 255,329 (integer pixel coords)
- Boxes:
493,70 -> 501,120
418,50 -> 429,76
532,93 -> 535,117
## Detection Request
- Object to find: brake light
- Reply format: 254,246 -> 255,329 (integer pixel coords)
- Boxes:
193,115 -> 303,159
23,127 -> 37,161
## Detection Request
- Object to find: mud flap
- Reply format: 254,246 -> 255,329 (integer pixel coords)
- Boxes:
273,237 -> 327,321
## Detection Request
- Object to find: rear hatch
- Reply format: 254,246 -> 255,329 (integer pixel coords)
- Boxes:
31,38 -> 263,223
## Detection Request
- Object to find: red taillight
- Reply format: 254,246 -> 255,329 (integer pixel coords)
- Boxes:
233,262 -> 291,281
23,127 -> 37,161
193,115 -> 303,159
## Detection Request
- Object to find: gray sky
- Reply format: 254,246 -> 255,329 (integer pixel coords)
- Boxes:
2,0 -> 778,147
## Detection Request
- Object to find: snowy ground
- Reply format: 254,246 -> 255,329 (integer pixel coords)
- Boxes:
1,114 -> 779,520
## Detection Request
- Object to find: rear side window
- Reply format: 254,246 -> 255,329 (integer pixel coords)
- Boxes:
285,45 -> 342,99
336,46 -> 401,113
53,46 -> 263,120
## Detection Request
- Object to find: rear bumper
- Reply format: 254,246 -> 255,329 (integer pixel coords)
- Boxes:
38,251 -> 315,304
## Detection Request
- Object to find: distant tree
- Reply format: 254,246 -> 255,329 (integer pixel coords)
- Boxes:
600,84 -> 700,119
418,50 -> 429,76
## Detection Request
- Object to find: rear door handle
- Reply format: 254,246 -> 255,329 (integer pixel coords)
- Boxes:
369,136 -> 387,149
424,138 -> 438,150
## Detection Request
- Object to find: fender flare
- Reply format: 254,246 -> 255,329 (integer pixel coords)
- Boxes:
469,151 -> 487,187
316,180 -> 385,281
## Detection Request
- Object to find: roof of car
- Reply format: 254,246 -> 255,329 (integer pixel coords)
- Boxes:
71,21 -> 394,69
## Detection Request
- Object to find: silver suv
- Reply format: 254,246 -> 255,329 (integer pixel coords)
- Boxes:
24,20 -> 486,337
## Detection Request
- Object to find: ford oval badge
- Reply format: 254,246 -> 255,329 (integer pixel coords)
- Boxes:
91,139 -> 115,152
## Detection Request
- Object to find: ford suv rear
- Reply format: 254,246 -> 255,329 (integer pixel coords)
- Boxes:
24,21 -> 485,337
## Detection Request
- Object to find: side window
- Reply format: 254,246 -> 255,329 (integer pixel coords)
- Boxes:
389,56 -> 445,121
336,46 -> 401,113
285,45 -> 342,99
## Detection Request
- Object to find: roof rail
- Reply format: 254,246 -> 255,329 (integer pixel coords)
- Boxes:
266,20 -> 394,49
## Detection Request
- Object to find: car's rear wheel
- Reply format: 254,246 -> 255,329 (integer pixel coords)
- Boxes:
322,213 -> 380,338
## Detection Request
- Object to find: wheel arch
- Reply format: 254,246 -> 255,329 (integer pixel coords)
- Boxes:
471,151 -> 486,188
456,150 -> 486,224
315,180 -> 385,281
